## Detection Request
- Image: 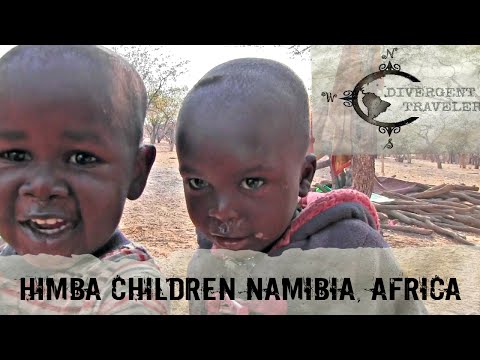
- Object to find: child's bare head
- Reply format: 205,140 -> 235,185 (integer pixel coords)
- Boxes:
176,58 -> 316,252
0,45 -> 146,146
0,45 -> 155,256
177,57 -> 310,158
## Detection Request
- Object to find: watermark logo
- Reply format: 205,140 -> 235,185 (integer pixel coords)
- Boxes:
322,48 -> 421,149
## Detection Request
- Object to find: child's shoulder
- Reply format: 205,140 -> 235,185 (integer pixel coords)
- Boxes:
0,241 -> 14,256
100,241 -> 153,262
271,189 -> 387,253
95,229 -> 154,262
298,189 -> 380,229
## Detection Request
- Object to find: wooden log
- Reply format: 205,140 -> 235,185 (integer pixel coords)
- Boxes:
411,184 -> 454,199
421,208 -> 457,215
423,205 -> 472,215
387,209 -> 475,245
449,214 -> 480,228
424,220 -> 474,245
396,210 -> 433,222
406,192 -> 422,197
427,184 -> 446,191
435,204 -> 474,215
412,209 -> 436,216
415,212 -> 455,219
436,223 -> 480,235
431,217 -> 465,227
430,213 -> 480,228
381,197 -> 475,215
428,215 -> 451,223
431,219 -> 480,235
378,212 -> 388,222
450,191 -> 480,205
428,199 -> 471,208
375,204 -> 456,211
378,182 -> 429,195
444,197 -> 461,202
380,200 -> 466,208
437,194 -> 461,201
374,200 -> 414,206
380,191 -> 415,201
427,184 -> 478,192
452,185 -> 479,191
465,190 -> 480,198
382,225 -> 434,235
385,210 -> 414,225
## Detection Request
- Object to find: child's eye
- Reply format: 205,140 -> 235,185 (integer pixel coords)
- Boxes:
188,178 -> 209,190
240,178 -> 264,190
69,152 -> 99,165
0,150 -> 32,162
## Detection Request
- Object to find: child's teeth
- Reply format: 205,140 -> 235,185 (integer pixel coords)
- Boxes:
32,218 -> 62,225
46,218 -> 60,225
38,224 -> 68,234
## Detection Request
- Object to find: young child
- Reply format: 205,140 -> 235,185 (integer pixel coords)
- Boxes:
0,45 -> 168,315
175,58 -> 427,315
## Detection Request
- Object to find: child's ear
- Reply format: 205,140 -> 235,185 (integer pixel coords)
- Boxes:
298,154 -> 317,197
127,145 -> 156,200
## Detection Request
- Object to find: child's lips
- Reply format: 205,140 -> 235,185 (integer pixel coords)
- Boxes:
18,214 -> 79,243
210,235 -> 250,251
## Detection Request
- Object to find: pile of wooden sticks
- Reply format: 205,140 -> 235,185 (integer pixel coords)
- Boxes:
373,184 -> 480,246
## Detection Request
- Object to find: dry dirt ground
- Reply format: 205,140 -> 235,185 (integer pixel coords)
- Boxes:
119,143 -> 480,314
119,143 -> 197,258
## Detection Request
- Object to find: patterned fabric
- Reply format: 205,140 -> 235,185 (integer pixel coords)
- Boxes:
0,233 -> 169,315
271,189 -> 381,252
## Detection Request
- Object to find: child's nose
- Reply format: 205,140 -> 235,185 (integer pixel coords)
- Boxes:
18,164 -> 69,200
208,195 -> 239,222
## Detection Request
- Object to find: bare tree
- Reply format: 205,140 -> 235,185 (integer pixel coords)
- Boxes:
149,86 -> 186,148
417,119 -> 447,169
110,45 -> 188,143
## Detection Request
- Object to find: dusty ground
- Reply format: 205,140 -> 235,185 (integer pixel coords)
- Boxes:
119,143 -> 196,258
119,144 -> 480,314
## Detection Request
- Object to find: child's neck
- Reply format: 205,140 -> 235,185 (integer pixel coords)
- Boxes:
261,208 -> 301,254
91,229 -> 130,258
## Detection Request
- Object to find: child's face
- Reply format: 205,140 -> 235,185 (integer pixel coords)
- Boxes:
0,83 -> 146,256
178,100 -> 314,252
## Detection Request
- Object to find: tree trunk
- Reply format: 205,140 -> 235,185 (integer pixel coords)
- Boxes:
407,153 -> 412,164
314,46 -> 381,197
472,154 -> 480,169
381,153 -> 385,176
352,154 -> 375,197
169,140 -> 174,152
448,151 -> 455,164
434,154 -> 442,169
459,153 -> 467,169
149,133 -> 156,144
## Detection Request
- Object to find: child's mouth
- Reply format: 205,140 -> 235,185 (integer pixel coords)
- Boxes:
20,217 -> 75,239
27,218 -> 70,234
210,235 -> 250,251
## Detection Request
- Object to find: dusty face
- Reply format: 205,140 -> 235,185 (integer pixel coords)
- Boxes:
0,67 -> 141,256
177,95 -> 314,252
